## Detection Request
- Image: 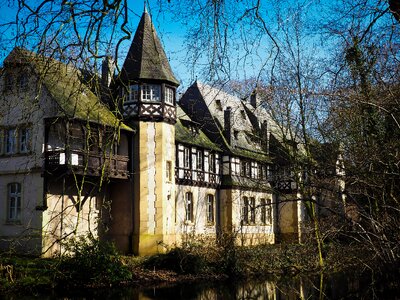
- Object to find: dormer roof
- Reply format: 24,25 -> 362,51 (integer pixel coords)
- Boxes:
120,11 -> 179,86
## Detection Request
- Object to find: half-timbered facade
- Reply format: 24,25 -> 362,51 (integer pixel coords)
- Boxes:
0,9 -> 312,256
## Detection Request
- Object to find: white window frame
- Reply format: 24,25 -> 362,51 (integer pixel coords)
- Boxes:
5,128 -> 16,154
209,153 -> 216,173
19,127 -> 31,153
184,147 -> 190,169
185,192 -> 193,222
8,183 -> 22,222
165,86 -> 174,105
197,150 -> 203,170
141,84 -> 161,102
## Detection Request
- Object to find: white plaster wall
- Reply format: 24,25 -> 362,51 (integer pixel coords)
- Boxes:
42,180 -> 101,256
0,69 -> 56,173
175,184 -> 218,243
0,172 -> 43,254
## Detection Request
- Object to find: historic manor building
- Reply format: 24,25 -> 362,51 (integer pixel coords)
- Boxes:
0,10 -> 307,256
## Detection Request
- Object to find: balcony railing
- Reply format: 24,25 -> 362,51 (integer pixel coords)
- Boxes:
176,167 -> 220,187
44,149 -> 129,179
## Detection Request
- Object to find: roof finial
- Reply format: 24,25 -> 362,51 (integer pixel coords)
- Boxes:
144,1 -> 147,13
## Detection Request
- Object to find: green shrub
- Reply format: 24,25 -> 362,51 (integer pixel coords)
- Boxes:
55,236 -> 131,286
143,247 -> 207,274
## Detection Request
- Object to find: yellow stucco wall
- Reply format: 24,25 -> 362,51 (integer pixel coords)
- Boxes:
133,121 -> 176,255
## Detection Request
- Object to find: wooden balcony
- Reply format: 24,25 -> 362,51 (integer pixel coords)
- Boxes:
44,149 -> 129,179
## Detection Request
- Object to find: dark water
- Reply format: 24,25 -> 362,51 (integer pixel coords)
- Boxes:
3,270 -> 400,300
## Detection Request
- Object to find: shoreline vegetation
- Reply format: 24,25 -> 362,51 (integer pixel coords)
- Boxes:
0,238 -> 383,295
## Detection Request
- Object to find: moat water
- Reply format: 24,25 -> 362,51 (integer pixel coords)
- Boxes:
3,270 -> 400,300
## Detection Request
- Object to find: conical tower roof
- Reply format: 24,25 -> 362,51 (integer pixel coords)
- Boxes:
121,11 -> 179,86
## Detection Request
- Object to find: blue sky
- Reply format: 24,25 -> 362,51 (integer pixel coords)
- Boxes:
0,0 -> 393,91
0,0 -> 192,86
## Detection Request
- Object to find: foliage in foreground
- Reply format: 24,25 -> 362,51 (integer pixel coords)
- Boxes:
0,236 -> 380,294
55,236 -> 132,286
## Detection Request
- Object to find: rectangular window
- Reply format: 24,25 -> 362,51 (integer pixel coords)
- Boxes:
141,84 -> 161,102
215,99 -> 222,111
8,183 -> 21,222
242,196 -> 249,225
6,128 -> 16,154
197,150 -> 203,170
241,160 -> 250,177
251,161 -> 258,179
209,153 -> 215,173
206,194 -> 214,223
231,157 -> 240,175
19,127 -> 31,153
184,147 -> 190,169
266,199 -> 272,224
250,197 -> 256,224
166,161 -> 172,181
185,192 -> 193,222
129,85 -> 139,102
18,128 -> 31,153
165,87 -> 174,105
260,199 -> 267,224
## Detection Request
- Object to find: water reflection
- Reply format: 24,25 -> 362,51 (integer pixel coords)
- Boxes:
3,270 -> 400,300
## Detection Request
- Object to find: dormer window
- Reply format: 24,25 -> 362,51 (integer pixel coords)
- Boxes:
165,87 -> 174,105
215,99 -> 222,111
240,110 -> 246,119
142,84 -> 160,102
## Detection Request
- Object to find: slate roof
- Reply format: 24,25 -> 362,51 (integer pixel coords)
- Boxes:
120,11 -> 179,86
4,47 -> 132,131
175,106 -> 221,151
179,81 -> 271,162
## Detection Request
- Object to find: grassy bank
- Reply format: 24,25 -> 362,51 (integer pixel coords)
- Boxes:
0,241 -> 377,294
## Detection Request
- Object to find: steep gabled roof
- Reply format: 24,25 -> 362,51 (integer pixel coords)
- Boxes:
175,107 -> 221,151
179,81 -> 270,162
4,47 -> 132,131
120,11 -> 179,86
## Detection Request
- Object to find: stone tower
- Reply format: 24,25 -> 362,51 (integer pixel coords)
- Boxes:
119,10 -> 179,255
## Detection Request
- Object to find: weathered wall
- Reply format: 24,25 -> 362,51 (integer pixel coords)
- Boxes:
174,185 -> 218,246
278,193 -> 304,242
104,181 -> 133,254
0,172 -> 43,255
0,65 -> 55,255
42,177 -> 103,256
220,188 -> 275,246
132,121 -> 176,255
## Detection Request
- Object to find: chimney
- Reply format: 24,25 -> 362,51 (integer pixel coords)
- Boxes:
250,85 -> 260,108
101,56 -> 115,87
261,120 -> 269,154
224,106 -> 232,145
